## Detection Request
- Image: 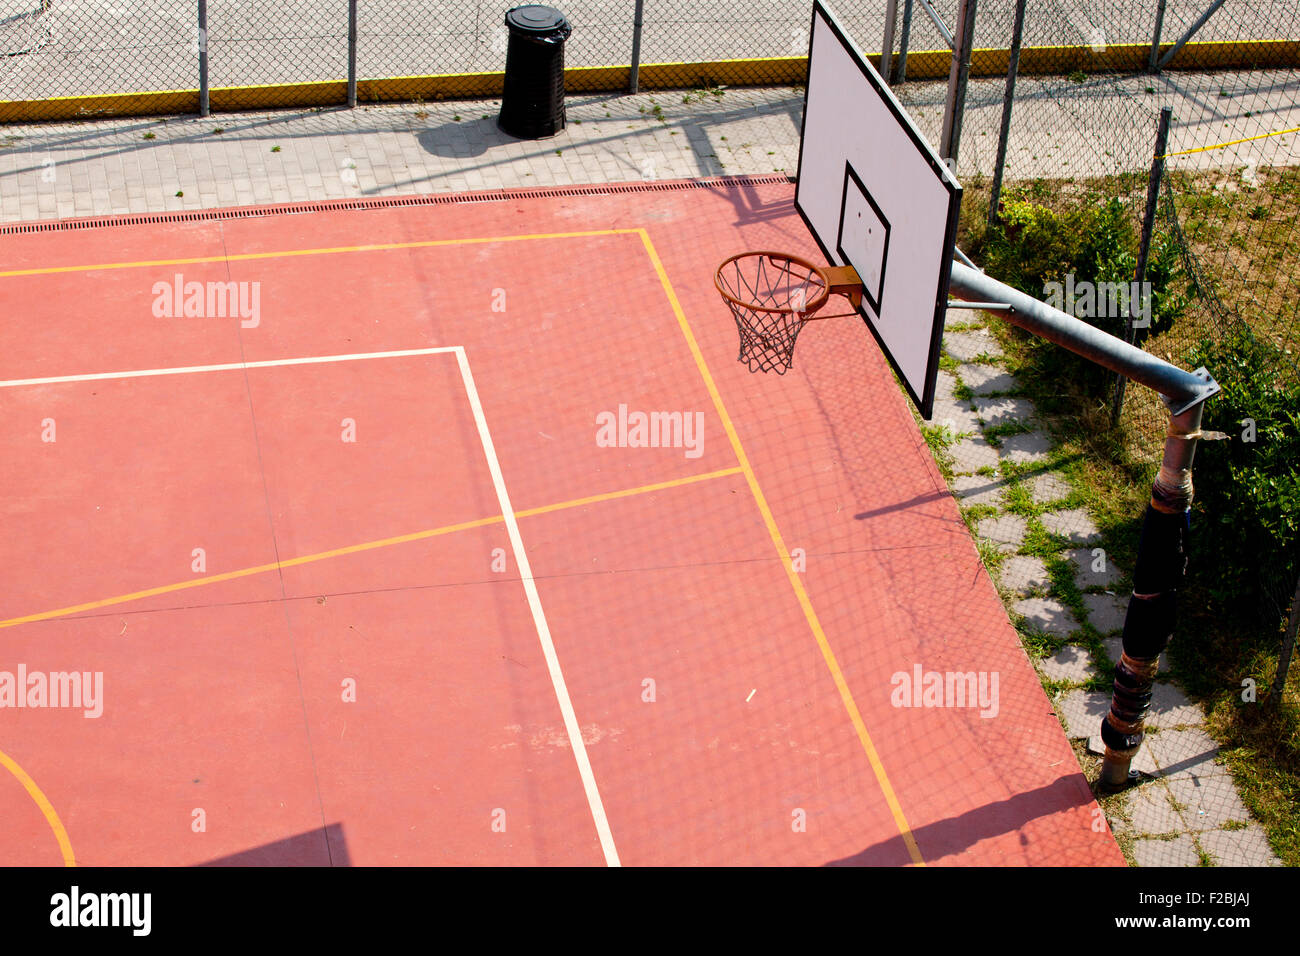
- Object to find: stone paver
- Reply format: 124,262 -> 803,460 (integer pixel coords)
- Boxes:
999,429 -> 1054,464
1199,826 -> 1280,866
1055,688 -> 1110,738
952,474 -> 1009,509
1126,785 -> 1184,834
1145,685 -> 1206,730
972,397 -> 1036,428
1166,772 -> 1251,831
1069,546 -> 1123,588
1030,472 -> 1072,505
947,435 -> 1000,473
1082,592 -> 1128,634
2,88 -> 807,223
1013,597 -> 1078,637
958,364 -> 1017,396
1040,508 -> 1100,544
978,513 -> 1027,552
930,398 -> 982,437
943,329 -> 1003,362
933,369 -> 959,402
1132,833 -> 1201,867
1039,644 -> 1093,682
997,554 -> 1050,595
1145,728 -> 1222,775
944,307 -> 982,328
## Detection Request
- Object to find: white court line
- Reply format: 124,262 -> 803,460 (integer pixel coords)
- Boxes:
0,347 -> 461,389
4,340 -> 622,863
453,346 -> 622,868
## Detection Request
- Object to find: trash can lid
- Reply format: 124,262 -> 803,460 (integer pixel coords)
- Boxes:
505,5 -> 568,34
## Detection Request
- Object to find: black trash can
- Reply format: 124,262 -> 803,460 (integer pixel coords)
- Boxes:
498,5 -> 572,139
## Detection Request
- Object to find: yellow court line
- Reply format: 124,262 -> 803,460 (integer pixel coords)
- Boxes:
0,748 -> 76,866
0,466 -> 743,630
1161,124 -> 1300,158
0,228 -> 642,279
637,229 -> 926,866
3,220 -> 919,859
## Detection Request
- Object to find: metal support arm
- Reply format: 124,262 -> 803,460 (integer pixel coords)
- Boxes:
1158,0 -> 1227,70
947,262 -> 1219,412
916,0 -> 955,48
946,259 -> 1221,790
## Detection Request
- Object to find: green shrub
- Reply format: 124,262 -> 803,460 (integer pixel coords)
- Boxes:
1186,326 -> 1300,624
983,192 -> 1186,396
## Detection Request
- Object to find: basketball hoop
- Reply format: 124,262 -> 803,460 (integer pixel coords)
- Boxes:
714,251 -> 862,373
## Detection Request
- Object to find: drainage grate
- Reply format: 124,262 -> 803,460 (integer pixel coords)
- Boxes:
0,174 -> 795,235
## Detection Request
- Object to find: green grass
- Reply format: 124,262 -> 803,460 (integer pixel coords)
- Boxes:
960,206 -> 1293,864
920,422 -> 957,453
960,503 -> 1000,526
1203,683 -> 1300,864
970,277 -> 1299,866
681,83 -> 727,104
932,161 -> 1299,865
981,420 -> 1034,440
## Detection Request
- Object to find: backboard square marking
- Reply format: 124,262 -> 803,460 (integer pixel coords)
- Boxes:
836,162 -> 890,317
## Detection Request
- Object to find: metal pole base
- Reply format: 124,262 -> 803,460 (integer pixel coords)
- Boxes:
1098,749 -> 1141,792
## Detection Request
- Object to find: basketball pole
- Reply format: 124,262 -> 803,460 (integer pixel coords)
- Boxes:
946,260 -> 1221,792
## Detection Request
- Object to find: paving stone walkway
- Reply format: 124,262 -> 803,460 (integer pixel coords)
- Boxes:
932,310 -> 1281,867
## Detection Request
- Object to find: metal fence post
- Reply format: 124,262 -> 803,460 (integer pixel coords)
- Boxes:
987,0 -> 1026,227
881,0 -> 898,85
1148,0 -> 1168,73
1112,106 -> 1173,425
896,0 -> 914,82
347,0 -> 358,108
198,0 -> 209,117
630,0 -> 644,94
1270,572 -> 1300,704
939,0 -> 977,166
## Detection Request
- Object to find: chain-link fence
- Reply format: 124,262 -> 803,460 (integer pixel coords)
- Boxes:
5,1 -> 1299,117
944,1 -> 1300,709
0,0 -> 820,111
1158,118 -> 1300,706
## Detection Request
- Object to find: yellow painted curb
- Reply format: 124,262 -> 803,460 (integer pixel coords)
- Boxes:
2,41 -> 1296,123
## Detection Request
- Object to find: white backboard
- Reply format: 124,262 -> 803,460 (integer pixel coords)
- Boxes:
795,0 -> 961,420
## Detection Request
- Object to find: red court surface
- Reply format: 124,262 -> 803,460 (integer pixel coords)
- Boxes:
0,177 -> 1125,866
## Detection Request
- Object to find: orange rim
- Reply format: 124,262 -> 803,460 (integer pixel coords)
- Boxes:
713,251 -> 832,316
